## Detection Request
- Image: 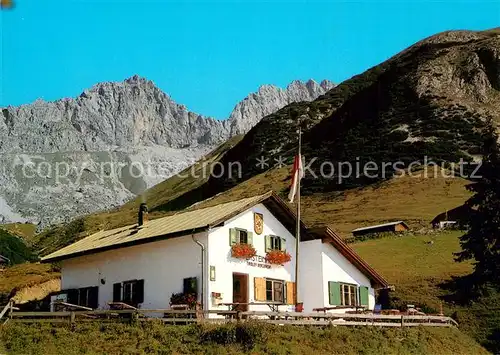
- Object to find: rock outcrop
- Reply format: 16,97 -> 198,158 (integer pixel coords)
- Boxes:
228,79 -> 334,135
0,77 -> 333,225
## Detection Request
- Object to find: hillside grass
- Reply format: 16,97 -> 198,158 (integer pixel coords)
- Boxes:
0,229 -> 37,266
33,142 -> 472,253
0,223 -> 37,241
0,263 -> 59,295
0,322 -> 488,355
352,230 -> 471,311
178,167 -> 472,235
352,230 -> 500,352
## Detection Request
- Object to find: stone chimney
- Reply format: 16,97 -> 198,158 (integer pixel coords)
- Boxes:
138,203 -> 149,226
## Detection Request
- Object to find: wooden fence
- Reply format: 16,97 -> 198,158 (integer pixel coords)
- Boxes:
2,309 -> 458,328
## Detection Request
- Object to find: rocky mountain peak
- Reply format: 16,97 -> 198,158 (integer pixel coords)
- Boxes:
228,79 -> 336,135
320,79 -> 335,91
0,76 -> 333,226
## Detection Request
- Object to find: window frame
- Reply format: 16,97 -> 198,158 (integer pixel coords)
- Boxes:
340,283 -> 358,307
118,279 -> 144,306
236,228 -> 249,244
264,278 -> 285,303
65,286 -> 98,309
183,277 -> 198,295
265,235 -> 286,252
78,287 -> 91,308
270,235 -> 282,250
122,280 -> 138,304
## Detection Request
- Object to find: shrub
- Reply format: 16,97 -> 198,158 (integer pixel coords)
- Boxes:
199,322 -> 268,350
0,230 -> 37,265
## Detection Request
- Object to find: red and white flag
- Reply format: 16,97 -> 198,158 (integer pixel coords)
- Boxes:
288,154 -> 304,203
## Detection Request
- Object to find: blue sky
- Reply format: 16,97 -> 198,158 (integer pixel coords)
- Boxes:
1,0 -> 499,119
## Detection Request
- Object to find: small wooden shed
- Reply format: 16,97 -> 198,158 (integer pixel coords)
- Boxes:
352,221 -> 409,237
431,205 -> 471,229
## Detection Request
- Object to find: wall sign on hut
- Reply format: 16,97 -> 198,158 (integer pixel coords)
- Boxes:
254,212 -> 263,235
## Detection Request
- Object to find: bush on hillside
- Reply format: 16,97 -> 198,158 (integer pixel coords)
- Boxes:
198,322 -> 269,350
0,322 -> 489,355
0,230 -> 37,265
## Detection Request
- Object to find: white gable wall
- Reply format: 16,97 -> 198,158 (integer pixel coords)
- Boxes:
60,231 -> 207,309
207,203 -> 296,313
300,239 -> 376,313
298,240 -> 324,312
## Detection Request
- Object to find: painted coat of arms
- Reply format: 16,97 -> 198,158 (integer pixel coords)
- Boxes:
254,213 -> 263,235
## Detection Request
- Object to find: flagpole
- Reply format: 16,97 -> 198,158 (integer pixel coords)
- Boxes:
295,124 -> 302,310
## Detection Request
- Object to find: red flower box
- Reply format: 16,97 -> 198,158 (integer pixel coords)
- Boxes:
231,243 -> 257,259
170,292 -> 198,309
265,250 -> 292,265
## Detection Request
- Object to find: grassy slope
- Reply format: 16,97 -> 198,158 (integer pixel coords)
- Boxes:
0,229 -> 37,266
0,263 -> 59,296
352,231 -> 500,352
352,231 -> 470,310
0,223 -> 37,242
172,167 -> 472,235
0,322 -> 488,355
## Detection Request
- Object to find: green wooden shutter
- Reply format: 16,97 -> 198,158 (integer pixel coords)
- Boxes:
89,286 -> 99,309
359,286 -> 369,306
280,237 -> 286,251
183,277 -> 197,294
67,289 -> 79,305
113,283 -> 122,302
265,235 -> 271,252
247,231 -> 254,246
136,280 -> 145,304
229,228 -> 238,245
328,281 -> 341,305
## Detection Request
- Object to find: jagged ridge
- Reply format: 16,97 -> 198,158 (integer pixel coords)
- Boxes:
0,77 -> 334,225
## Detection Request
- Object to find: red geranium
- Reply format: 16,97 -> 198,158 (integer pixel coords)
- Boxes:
170,292 -> 197,309
265,250 -> 292,265
231,243 -> 257,259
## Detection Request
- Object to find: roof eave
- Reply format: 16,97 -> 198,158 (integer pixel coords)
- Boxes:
352,221 -> 408,233
41,226 -> 210,263
41,191 -> 310,264
315,226 -> 389,288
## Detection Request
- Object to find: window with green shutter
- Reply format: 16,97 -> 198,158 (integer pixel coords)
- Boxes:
280,237 -> 286,251
113,283 -> 122,302
247,231 -> 253,245
229,228 -> 253,246
266,235 -> 285,251
359,286 -> 369,306
67,288 -> 79,305
328,281 -> 341,305
238,229 -> 249,244
183,277 -> 197,295
265,235 -> 271,252
339,283 -> 359,306
229,228 -> 238,246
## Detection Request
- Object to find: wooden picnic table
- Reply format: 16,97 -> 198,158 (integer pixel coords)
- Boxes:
312,306 -> 367,314
108,302 -> 137,310
221,302 -> 285,313
52,301 -> 93,312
